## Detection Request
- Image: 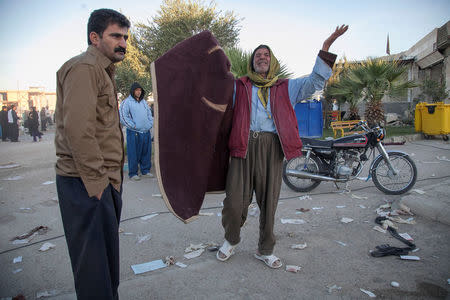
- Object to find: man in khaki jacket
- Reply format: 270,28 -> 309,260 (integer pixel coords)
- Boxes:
54,9 -> 129,299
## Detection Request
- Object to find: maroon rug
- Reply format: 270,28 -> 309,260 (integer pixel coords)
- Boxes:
151,31 -> 234,222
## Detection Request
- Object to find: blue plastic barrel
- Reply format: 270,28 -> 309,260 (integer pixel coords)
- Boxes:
294,100 -> 323,138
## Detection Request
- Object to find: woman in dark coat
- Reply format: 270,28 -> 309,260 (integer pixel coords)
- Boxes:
29,107 -> 42,142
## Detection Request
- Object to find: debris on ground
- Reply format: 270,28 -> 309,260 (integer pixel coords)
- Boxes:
136,234 -> 152,244
436,155 -> 450,162
411,248 -> 420,253
380,219 -> 397,230
400,255 -> 420,261
388,216 -> 415,225
360,288 -> 376,298
207,245 -> 220,252
11,225 -> 49,244
312,207 -> 324,210
42,181 -> 55,185
376,203 -> 413,217
359,205 -> 367,209
217,212 -> 222,217
281,218 -> 306,225
391,281 -> 400,287
351,194 -> 368,200
285,265 -> 301,273
12,268 -> 22,274
39,242 -> 56,252
151,194 -> 162,197
0,162 -> 21,169
373,226 -> 386,233
36,290 -> 60,298
140,213 -> 158,221
340,217 -> 353,224
13,256 -> 22,263
175,262 -> 187,268
183,249 -> 205,259
131,259 -> 167,275
411,189 -> 426,195
164,256 -> 175,266
198,212 -> 214,216
118,228 -> 124,233
327,284 -> 342,293
296,208 -> 310,213
298,195 -> 312,201
248,206 -> 260,217
336,205 -> 346,209
19,207 -> 32,212
398,233 -> 414,241
291,243 -> 307,250
184,242 -> 218,253
3,176 -> 23,181
335,241 -> 347,247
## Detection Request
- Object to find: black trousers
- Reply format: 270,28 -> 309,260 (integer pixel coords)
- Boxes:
8,123 -> 18,141
1,123 -> 7,141
56,175 -> 122,300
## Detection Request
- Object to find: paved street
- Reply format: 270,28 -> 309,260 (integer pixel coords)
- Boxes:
0,130 -> 449,299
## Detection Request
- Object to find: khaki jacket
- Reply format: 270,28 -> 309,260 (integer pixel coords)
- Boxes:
55,46 -> 124,197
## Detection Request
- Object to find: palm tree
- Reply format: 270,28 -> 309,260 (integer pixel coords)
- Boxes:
224,47 -> 293,78
328,58 -> 416,126
325,57 -> 361,120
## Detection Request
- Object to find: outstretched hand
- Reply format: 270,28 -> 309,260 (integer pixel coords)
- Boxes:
322,24 -> 349,52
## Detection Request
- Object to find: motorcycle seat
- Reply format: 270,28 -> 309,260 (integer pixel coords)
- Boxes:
301,137 -> 333,148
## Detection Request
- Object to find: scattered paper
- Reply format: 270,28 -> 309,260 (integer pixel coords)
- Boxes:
42,181 -> 55,185
436,155 -> 450,162
248,207 -> 260,217
4,176 -> 23,181
312,207 -> 324,210
400,255 -> 420,261
298,195 -> 312,201
281,218 -> 306,225
0,163 -> 20,169
327,284 -> 342,293
351,194 -> 368,200
359,205 -> 367,209
373,226 -> 386,233
118,228 -> 124,233
183,249 -> 205,259
411,248 -> 420,253
391,281 -> 400,287
411,189 -> 425,195
151,194 -> 162,197
184,243 -> 217,253
13,256 -> 22,264
36,290 -> 60,298
291,243 -> 307,250
217,212 -> 222,217
335,241 -> 347,247
398,233 -> 414,241
175,262 -> 187,268
123,232 -> 134,236
381,219 -> 398,230
360,288 -> 376,298
137,234 -> 152,244
199,212 -> 214,216
340,217 -> 353,223
131,260 -> 167,274
39,242 -> 56,252
140,214 -> 158,221
11,226 -> 48,244
286,265 -> 301,273
13,268 -> 23,274
12,239 -> 29,245
388,216 -> 416,224
336,205 -> 346,209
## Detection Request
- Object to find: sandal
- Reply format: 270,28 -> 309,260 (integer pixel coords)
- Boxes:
254,253 -> 283,269
216,240 -> 237,262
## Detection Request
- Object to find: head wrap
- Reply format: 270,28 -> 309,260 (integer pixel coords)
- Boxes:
247,45 -> 280,112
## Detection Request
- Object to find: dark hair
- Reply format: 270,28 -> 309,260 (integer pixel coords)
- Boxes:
87,9 -> 130,45
250,45 -> 270,72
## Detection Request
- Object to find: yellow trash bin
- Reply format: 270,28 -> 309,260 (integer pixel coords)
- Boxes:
416,102 -> 450,140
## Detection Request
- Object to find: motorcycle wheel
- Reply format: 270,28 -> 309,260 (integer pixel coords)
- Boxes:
371,152 -> 417,195
282,153 -> 322,192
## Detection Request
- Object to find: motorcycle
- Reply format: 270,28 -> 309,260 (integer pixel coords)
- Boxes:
282,121 -> 417,195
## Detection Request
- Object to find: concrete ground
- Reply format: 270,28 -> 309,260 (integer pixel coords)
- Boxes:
0,129 -> 449,299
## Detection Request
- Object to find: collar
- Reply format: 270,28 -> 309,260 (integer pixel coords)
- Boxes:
87,45 -> 113,69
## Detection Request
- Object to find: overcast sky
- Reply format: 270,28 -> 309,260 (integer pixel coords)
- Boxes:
0,0 -> 449,91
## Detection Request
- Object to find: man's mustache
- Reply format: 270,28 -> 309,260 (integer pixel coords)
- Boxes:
114,47 -> 126,54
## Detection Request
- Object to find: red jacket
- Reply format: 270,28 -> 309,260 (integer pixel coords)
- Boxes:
228,76 -> 303,160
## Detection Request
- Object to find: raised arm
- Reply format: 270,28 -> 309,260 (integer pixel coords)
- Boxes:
322,24 -> 349,52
